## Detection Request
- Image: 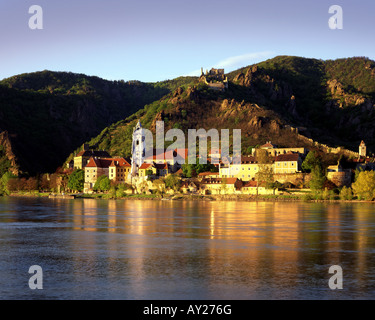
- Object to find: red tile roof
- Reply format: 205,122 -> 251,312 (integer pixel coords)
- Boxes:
139,163 -> 153,170
85,157 -> 130,168
275,154 -> 299,162
139,162 -> 168,170
240,156 -> 257,164
261,142 -> 276,148
242,180 -> 267,188
198,171 -> 220,176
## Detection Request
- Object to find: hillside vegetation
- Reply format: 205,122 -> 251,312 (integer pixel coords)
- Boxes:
0,70 -> 196,174
1,56 -> 375,174
78,56 -> 375,164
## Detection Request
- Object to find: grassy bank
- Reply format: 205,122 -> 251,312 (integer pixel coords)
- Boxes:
4,191 -> 374,203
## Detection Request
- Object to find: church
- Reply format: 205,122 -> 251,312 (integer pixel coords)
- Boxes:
130,120 -> 188,181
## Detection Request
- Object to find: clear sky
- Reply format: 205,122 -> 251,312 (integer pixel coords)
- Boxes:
0,0 -> 374,82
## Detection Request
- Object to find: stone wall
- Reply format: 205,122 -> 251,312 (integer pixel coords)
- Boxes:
327,170 -> 352,187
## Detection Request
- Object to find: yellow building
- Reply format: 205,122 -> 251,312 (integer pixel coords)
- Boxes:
138,162 -> 169,179
109,158 -> 132,183
219,156 -> 260,181
200,177 -> 242,195
84,157 -> 131,193
240,180 -> 279,195
274,153 -> 301,174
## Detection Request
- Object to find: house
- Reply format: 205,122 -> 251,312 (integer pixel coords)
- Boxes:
200,177 -> 242,195
181,181 -> 198,193
274,153 -> 301,174
84,157 -> 131,193
109,158 -> 132,183
240,180 -> 279,195
138,162 -> 169,179
227,156 -> 260,181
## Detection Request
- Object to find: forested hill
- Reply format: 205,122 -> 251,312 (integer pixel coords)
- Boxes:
0,70 -> 196,174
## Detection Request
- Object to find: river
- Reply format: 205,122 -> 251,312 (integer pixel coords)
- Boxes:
0,197 -> 374,299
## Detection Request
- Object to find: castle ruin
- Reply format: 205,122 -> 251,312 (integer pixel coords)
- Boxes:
199,67 -> 228,91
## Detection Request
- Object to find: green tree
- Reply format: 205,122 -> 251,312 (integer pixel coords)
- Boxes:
256,164 -> 274,189
93,175 -> 111,192
164,174 -> 181,192
0,172 -> 17,195
309,164 -> 326,191
255,149 -> 272,164
67,169 -> 84,192
182,164 -> 196,178
302,151 -> 321,172
153,179 -> 165,196
352,171 -> 375,200
339,186 -> 353,200
0,146 -> 12,177
195,163 -> 217,174
182,162 -> 217,178
220,178 -> 228,194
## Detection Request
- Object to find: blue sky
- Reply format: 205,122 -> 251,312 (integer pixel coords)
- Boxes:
0,0 -> 374,82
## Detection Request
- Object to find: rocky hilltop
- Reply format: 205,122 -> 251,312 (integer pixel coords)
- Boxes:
82,56 -> 375,165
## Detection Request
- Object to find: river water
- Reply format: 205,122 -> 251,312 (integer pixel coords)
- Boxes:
0,197 -> 374,300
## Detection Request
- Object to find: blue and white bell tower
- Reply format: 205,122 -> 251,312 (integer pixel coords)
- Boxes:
131,120 -> 146,176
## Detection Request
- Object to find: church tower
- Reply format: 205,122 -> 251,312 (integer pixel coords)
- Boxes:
359,140 -> 366,157
131,120 -> 146,176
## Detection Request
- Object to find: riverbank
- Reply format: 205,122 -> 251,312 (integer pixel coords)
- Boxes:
4,191 -> 375,203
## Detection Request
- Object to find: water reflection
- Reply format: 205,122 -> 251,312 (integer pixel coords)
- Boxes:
0,197 -> 374,299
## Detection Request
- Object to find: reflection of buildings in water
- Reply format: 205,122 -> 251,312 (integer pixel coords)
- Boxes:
326,205 -> 342,263
206,202 -> 301,293
72,199 -> 85,231
352,204 -> 372,287
82,199 -> 98,232
107,200 -> 118,233
71,198 -> 99,232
